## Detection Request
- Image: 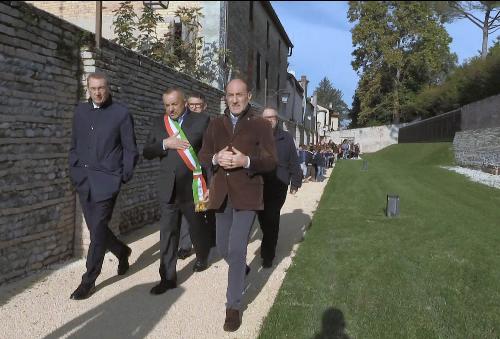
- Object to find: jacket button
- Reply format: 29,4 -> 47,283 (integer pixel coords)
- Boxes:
84,164 -> 88,168
226,173 -> 230,176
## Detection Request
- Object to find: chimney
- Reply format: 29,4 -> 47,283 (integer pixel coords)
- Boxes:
299,75 -> 309,97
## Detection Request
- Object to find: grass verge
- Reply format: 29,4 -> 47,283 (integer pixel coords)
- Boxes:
258,143 -> 500,338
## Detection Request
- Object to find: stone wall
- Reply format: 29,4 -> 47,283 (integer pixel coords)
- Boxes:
453,127 -> 500,169
0,1 -> 84,283
327,125 -> 400,153
453,95 -> 500,170
0,1 -> 226,283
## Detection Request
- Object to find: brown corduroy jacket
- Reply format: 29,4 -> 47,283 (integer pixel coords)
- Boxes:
199,105 -> 277,211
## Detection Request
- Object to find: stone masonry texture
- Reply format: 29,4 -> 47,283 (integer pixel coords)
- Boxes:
453,127 -> 500,169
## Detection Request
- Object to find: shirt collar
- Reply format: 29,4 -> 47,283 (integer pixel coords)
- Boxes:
175,109 -> 189,125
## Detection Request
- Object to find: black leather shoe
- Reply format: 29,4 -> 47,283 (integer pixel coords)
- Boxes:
177,248 -> 194,260
70,283 -> 95,300
262,258 -> 273,269
192,260 -> 209,272
150,280 -> 177,295
117,246 -> 132,276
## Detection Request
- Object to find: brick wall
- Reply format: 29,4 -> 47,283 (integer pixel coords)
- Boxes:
0,1 -> 226,284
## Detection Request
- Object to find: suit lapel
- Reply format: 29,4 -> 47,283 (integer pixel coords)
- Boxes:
181,111 -> 194,132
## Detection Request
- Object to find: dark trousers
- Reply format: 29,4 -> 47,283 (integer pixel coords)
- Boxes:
178,216 -> 193,251
179,211 -> 216,251
158,200 -> 211,281
257,181 -> 288,262
79,193 -> 127,286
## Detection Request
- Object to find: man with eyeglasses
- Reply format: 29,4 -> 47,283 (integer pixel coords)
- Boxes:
177,93 -> 216,260
259,108 -> 302,268
68,73 -> 139,300
199,78 -> 277,332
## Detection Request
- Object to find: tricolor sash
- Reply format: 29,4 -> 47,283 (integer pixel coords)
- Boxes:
164,115 -> 208,212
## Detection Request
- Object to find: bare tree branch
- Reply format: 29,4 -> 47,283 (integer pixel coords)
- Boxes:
449,2 -> 485,26
488,10 -> 500,25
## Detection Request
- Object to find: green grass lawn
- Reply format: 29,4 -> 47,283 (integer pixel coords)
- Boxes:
259,143 -> 500,339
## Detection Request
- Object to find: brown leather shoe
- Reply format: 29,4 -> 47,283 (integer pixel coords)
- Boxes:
223,308 -> 241,332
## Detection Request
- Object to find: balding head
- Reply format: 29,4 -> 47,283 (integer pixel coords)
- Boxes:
262,107 -> 279,129
225,79 -> 252,116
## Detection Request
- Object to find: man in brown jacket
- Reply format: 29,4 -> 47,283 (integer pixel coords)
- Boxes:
199,79 -> 277,332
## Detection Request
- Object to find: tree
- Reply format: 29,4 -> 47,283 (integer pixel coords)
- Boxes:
313,77 -> 349,120
349,92 -> 361,128
349,1 -> 457,125
112,1 -> 137,50
434,1 -> 500,59
112,3 -> 235,86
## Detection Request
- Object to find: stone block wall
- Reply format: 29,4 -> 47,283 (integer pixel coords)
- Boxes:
327,125 -> 400,153
0,2 -> 226,284
453,127 -> 500,169
0,1 -> 84,283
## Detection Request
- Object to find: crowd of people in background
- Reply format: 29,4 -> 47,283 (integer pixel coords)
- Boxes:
298,139 -> 361,183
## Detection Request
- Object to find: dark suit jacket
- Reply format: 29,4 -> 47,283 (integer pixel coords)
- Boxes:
263,127 -> 302,190
198,105 -> 277,211
143,110 -> 210,203
68,97 -> 139,202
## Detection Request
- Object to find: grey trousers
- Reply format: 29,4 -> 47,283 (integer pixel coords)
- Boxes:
178,216 -> 193,251
216,198 -> 256,310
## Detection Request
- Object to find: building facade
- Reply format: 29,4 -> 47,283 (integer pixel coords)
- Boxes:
26,1 -> 293,110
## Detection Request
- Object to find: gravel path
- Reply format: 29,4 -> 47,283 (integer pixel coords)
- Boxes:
441,166 -> 500,189
0,169 -> 332,339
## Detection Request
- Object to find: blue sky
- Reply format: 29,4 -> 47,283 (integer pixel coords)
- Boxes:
272,1 -> 498,108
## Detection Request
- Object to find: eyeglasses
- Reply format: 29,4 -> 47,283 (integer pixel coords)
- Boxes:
263,116 -> 278,120
188,103 -> 205,108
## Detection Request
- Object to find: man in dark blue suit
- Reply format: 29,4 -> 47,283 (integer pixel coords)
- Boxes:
68,73 -> 139,300
143,88 -> 211,295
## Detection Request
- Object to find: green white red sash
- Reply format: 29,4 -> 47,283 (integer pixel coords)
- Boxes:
164,115 -> 208,212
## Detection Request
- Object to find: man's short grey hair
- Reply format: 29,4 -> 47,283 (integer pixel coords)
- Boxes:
163,87 -> 186,100
262,107 -> 278,117
86,72 -> 110,87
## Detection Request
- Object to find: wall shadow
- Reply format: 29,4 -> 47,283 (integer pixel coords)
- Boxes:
312,307 -> 350,339
43,283 -> 184,339
0,223 -> 161,307
243,208 -> 311,310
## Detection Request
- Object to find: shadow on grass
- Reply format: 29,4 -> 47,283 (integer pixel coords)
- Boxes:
243,208 -> 311,310
312,307 -> 350,339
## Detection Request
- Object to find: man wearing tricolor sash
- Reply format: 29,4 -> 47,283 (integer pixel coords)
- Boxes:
143,88 -> 212,295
